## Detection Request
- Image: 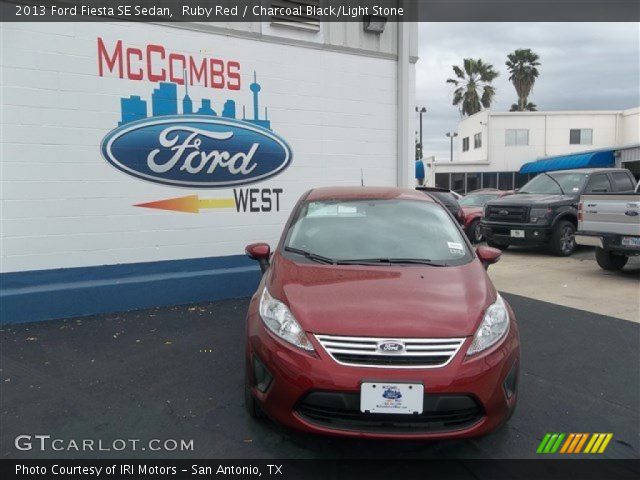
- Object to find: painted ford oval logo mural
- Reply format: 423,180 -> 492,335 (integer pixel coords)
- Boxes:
101,116 -> 292,188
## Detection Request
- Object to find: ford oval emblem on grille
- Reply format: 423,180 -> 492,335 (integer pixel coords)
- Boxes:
377,340 -> 405,354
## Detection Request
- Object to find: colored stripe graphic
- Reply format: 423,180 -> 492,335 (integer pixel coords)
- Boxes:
539,433 -> 614,454
134,195 -> 236,213
585,433 -> 614,454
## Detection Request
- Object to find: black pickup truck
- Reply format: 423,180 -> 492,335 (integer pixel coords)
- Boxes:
481,168 -> 637,256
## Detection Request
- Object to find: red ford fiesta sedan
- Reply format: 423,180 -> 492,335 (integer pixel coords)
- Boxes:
244,187 -> 520,439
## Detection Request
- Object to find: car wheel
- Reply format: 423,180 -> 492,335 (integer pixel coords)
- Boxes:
550,220 -> 576,256
468,219 -> 483,244
595,247 -> 628,271
486,239 -> 509,250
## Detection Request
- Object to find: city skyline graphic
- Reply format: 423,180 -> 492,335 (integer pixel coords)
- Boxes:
118,71 -> 272,130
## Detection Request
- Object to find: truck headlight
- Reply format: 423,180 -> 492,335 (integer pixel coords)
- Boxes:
530,207 -> 551,223
259,288 -> 314,351
467,294 -> 509,355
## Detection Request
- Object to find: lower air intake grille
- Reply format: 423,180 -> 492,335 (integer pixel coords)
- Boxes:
296,392 -> 483,433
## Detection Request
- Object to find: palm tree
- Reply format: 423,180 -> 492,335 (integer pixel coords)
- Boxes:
506,48 -> 541,112
446,58 -> 499,116
510,101 -> 537,112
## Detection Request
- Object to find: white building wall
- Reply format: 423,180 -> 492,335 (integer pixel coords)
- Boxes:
620,107 -> 640,146
1,21 -> 408,273
440,109 -> 639,175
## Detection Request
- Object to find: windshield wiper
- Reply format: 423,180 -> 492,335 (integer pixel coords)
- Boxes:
284,246 -> 335,265
542,172 -> 566,195
337,258 -> 449,267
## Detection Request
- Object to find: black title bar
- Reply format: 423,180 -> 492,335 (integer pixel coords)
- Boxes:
1,0 -> 639,22
4,459 -> 640,480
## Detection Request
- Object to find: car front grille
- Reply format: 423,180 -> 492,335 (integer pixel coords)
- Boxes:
486,205 -> 529,222
296,391 -> 483,433
315,334 -> 466,368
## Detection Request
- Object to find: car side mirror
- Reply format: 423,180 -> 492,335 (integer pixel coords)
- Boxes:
245,242 -> 271,273
476,246 -> 501,269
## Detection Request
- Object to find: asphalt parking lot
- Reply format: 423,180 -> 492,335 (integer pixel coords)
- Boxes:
1,249 -> 639,460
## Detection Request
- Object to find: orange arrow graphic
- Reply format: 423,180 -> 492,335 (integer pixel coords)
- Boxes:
134,195 -> 236,214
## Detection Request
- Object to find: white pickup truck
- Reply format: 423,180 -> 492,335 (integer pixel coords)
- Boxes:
575,182 -> 640,270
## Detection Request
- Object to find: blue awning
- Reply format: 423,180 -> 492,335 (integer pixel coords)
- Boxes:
519,150 -> 615,174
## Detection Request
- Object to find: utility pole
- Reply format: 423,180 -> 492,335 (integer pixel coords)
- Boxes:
416,106 -> 426,158
445,131 -> 458,162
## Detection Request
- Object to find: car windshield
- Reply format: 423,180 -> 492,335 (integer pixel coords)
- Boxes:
284,199 -> 471,265
519,173 -> 588,194
459,193 -> 500,206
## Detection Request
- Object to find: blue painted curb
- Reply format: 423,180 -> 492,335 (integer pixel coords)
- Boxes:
0,255 -> 261,324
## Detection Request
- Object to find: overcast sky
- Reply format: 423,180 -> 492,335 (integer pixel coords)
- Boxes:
416,23 -> 640,162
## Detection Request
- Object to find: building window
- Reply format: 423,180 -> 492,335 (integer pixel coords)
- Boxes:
270,0 -> 321,31
514,172 -> 529,189
451,173 -> 465,194
499,172 -> 514,191
466,172 -> 480,192
462,137 -> 470,152
473,133 -> 482,149
569,128 -> 593,145
505,129 -> 529,146
435,173 -> 450,190
482,172 -> 498,189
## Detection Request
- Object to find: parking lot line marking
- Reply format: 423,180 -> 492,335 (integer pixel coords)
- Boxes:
597,434 -> 613,453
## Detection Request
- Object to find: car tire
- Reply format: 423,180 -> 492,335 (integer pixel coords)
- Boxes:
468,219 -> 483,244
244,381 -> 265,419
550,220 -> 576,257
486,239 -> 509,250
595,247 -> 628,271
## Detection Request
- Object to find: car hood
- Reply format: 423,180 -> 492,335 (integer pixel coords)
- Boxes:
487,193 -> 575,206
461,206 -> 483,216
267,253 -> 496,338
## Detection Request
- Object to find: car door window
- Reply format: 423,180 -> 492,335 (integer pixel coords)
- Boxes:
585,174 -> 612,193
611,172 -> 635,192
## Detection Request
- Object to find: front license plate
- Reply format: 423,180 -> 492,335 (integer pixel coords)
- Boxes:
621,236 -> 640,247
511,229 -> 525,238
360,382 -> 424,415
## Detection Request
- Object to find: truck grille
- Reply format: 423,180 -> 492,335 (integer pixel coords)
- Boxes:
315,334 -> 465,368
486,205 -> 529,222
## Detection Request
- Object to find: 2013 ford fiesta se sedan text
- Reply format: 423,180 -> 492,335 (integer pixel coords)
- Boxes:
244,187 -> 520,439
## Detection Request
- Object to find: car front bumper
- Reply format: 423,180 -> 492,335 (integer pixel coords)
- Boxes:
245,303 -> 520,439
481,221 -> 552,246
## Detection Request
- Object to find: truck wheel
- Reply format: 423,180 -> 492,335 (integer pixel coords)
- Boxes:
468,219 -> 483,244
550,220 -> 576,256
487,239 -> 509,250
595,248 -> 628,271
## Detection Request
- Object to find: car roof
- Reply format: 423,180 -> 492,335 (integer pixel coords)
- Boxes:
547,168 -> 628,174
306,186 -> 435,203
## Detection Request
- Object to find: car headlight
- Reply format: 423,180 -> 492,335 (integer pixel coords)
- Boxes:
530,207 -> 551,223
259,288 -> 314,351
467,294 -> 509,355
